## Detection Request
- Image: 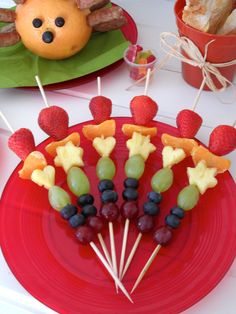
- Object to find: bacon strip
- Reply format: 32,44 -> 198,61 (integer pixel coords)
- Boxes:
87,6 -> 127,32
0,31 -> 20,47
0,9 -> 16,23
13,0 -> 26,4
78,0 -> 110,11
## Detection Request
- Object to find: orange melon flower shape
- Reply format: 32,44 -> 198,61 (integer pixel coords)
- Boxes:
45,132 -> 80,157
161,133 -> 198,156
191,145 -> 231,174
18,151 -> 47,180
82,119 -> 116,141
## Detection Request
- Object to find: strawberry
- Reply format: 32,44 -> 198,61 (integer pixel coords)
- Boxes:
130,95 -> 158,125
209,125 -> 236,156
89,96 -> 112,123
8,128 -> 35,160
176,109 -> 202,138
38,106 -> 69,140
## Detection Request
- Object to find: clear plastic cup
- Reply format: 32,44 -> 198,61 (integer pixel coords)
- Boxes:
123,47 -> 157,81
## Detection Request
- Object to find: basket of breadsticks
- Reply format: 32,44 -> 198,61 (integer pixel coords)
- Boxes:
174,0 -> 236,90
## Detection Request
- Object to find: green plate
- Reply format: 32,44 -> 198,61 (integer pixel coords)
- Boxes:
0,27 -> 129,88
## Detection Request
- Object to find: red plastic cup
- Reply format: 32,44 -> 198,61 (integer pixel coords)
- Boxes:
174,0 -> 236,90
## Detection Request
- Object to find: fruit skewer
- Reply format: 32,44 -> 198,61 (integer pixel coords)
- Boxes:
84,123 -> 119,290
119,131 -> 157,279
0,111 -> 132,302
83,78 -> 119,289
119,69 -> 158,279
35,76 -> 114,269
121,133 -> 199,280
130,144 -> 232,293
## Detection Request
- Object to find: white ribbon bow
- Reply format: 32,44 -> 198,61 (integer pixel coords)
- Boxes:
160,32 -> 236,92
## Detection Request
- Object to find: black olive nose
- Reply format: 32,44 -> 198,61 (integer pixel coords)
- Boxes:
42,31 -> 54,44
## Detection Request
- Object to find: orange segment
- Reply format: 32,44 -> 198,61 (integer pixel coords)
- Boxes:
192,145 -> 230,174
122,124 -> 157,138
45,132 -> 80,157
82,119 -> 116,141
161,133 -> 198,156
19,151 -> 47,180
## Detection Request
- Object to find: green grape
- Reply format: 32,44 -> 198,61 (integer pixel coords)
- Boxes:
177,185 -> 200,211
48,186 -> 71,211
125,155 -> 145,179
67,167 -> 90,196
151,167 -> 173,193
96,157 -> 116,180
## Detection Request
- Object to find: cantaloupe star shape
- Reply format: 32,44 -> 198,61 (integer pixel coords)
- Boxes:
93,136 -> 116,157
126,132 -> 156,161
54,141 -> 84,173
162,146 -> 186,168
31,165 -> 55,189
187,160 -> 218,195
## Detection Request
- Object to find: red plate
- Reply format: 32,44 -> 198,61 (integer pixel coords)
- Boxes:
1,117 -> 236,314
24,6 -> 137,91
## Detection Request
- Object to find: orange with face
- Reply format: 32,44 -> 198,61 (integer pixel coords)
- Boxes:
0,0 -> 127,60
15,0 -> 92,60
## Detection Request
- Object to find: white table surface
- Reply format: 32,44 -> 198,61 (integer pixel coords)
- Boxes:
0,0 -> 236,313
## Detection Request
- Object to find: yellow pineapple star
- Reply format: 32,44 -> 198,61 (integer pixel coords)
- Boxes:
187,160 -> 218,195
127,132 -> 156,161
54,141 -> 84,173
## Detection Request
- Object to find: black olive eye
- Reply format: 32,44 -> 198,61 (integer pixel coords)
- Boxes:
55,17 -> 65,27
32,18 -> 43,28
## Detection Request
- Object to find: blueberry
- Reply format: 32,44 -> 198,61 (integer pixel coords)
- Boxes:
143,202 -> 160,216
170,206 -> 185,219
122,188 -> 138,201
165,214 -> 180,229
81,205 -> 97,217
60,204 -> 77,220
98,179 -> 114,192
69,214 -> 85,228
148,191 -> 162,204
101,190 -> 118,203
77,194 -> 94,207
124,178 -> 139,189
32,18 -> 42,28
55,17 -> 65,27
42,31 -> 54,43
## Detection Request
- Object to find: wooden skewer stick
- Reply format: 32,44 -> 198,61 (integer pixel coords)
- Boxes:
121,232 -> 142,279
89,241 -> 133,303
144,68 -> 151,96
233,120 -> 236,128
192,76 -> 207,112
97,233 -> 112,268
130,244 -> 161,294
0,111 -> 14,134
109,222 -> 119,293
35,75 -> 50,108
118,218 -> 130,279
97,76 -> 101,96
